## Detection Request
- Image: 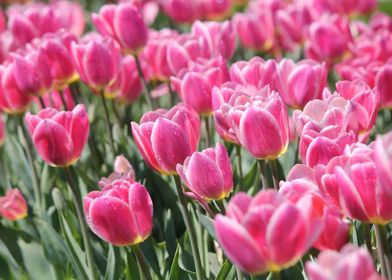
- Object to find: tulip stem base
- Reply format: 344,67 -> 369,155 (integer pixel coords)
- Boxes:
64,167 -> 96,280
203,116 -> 211,148
173,175 -> 204,280
258,160 -> 269,190
99,91 -> 116,158
132,245 -> 152,280
269,159 -> 280,190
235,145 -> 243,190
134,54 -> 153,109
374,224 -> 392,280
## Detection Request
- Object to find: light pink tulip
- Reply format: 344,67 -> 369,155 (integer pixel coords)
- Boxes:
0,189 -> 28,221
215,190 -> 323,275
177,143 -> 233,201
306,244 -> 382,280
84,180 -> 152,246
92,3 -> 148,54
131,104 -> 200,175
25,104 -> 89,167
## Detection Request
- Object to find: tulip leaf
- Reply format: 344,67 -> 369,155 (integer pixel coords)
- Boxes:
215,261 -> 233,280
168,246 -> 180,280
242,161 -> 259,192
0,239 -> 24,279
139,239 -> 162,279
104,245 -> 122,280
164,209 -> 177,266
379,0 -> 392,16
199,214 -> 216,240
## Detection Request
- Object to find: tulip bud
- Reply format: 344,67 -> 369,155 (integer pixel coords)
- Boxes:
92,3 -> 148,54
306,245 -> 382,280
131,104 -> 200,175
84,180 -> 153,246
177,143 -> 233,201
25,104 -> 90,167
0,189 -> 28,221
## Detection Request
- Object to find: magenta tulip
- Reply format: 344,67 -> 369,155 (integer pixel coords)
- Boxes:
375,131 -> 392,196
25,104 -> 90,167
131,104 -> 200,175
84,180 -> 153,246
0,189 -> 28,221
177,143 -> 233,201
215,190 -> 323,275
375,64 -> 392,108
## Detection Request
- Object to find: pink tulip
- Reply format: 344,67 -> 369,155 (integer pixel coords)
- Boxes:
177,143 -> 233,201
131,104 -> 200,175
160,0 -> 199,23
0,115 -> 4,146
313,0 -> 377,16
0,189 -> 28,221
84,180 -> 153,246
317,143 -> 392,224
171,57 -> 229,115
92,3 -> 148,54
276,59 -> 327,109
0,64 -> 33,114
306,244 -> 382,280
71,36 -> 121,92
375,64 -> 392,108
25,104 -> 89,167
375,131 -> 392,196
215,190 -> 323,274
105,55 -> 142,103
50,1 -> 85,37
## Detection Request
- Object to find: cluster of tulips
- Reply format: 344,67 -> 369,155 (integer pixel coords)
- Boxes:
0,0 -> 392,279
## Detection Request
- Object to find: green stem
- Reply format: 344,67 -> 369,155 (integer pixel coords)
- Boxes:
258,160 -> 269,190
132,245 -> 152,280
99,91 -> 116,158
216,199 -> 226,214
269,159 -> 280,190
235,145 -> 243,190
236,267 -> 243,280
294,138 -> 300,165
168,79 -> 176,107
363,224 -> 372,254
374,224 -> 392,280
60,90 -> 68,110
203,116 -> 211,148
64,167 -> 95,280
134,54 -> 153,108
173,175 -> 203,280
38,97 -> 46,108
269,271 -> 281,280
17,115 -> 41,214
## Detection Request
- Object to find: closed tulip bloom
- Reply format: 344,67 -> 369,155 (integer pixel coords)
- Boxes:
0,189 -> 28,221
25,104 -> 89,167
317,143 -> 392,224
161,0 -> 199,23
84,180 -> 153,246
375,64 -> 392,108
131,104 -> 200,175
313,0 -> 377,16
375,131 -> 392,196
177,143 -> 233,201
306,245 -> 382,280
71,37 -> 121,92
215,190 -> 323,275
0,64 -> 33,114
0,115 -> 4,146
92,3 -> 148,54
276,59 -> 327,109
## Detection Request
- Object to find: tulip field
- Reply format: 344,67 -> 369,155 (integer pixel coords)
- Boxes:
2,0 -> 392,279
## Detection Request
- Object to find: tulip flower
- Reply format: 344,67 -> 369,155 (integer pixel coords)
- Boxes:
276,59 -> 327,109
317,143 -> 392,224
25,104 -> 90,167
0,64 -> 33,114
313,0 -> 377,17
0,189 -> 28,221
71,36 -> 121,92
176,143 -> 233,201
306,244 -> 382,280
84,180 -> 153,246
375,64 -> 392,108
92,3 -> 148,54
0,115 -> 5,146
131,104 -> 200,175
215,190 -> 323,275
375,131 -> 392,196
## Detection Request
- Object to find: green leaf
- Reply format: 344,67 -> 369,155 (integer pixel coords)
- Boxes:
168,246 -> 180,280
0,239 -> 23,279
379,0 -> 392,16
199,214 -> 216,240
242,161 -> 259,192
215,261 -> 233,280
104,245 -> 122,280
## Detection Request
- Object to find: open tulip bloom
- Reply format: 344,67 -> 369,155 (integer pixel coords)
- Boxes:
2,1 -> 392,280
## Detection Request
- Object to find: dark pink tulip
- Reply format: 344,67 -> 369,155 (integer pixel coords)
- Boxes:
375,64 -> 392,108
71,37 -> 121,92
0,64 -> 33,114
317,143 -> 392,224
131,104 -> 200,175
215,190 -> 323,275
105,55 -> 142,104
8,13 -> 37,47
171,57 -> 229,115
375,131 -> 392,196
84,180 -> 153,246
92,3 -> 148,54
306,244 -> 382,280
234,9 -> 275,52
177,143 -> 233,201
276,59 -> 327,109
198,0 -> 231,21
50,1 -> 85,37
313,0 -> 377,16
0,115 -> 4,146
25,104 -> 89,167
160,0 -> 199,23
0,189 -> 28,221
